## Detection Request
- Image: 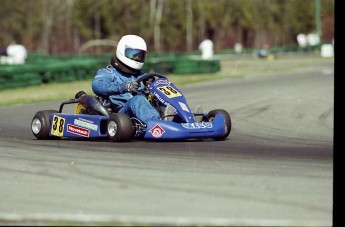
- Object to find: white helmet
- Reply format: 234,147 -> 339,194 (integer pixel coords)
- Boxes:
116,35 -> 147,70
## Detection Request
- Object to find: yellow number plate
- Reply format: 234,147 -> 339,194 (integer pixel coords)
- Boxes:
158,86 -> 182,98
51,115 -> 65,137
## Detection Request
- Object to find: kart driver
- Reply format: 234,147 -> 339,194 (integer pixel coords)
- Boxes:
91,34 -> 161,125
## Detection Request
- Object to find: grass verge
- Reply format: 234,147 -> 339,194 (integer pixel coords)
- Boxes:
0,73 -> 232,106
0,56 -> 331,106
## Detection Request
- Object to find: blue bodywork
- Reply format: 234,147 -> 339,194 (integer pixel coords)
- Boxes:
47,112 -> 228,140
148,78 -> 196,123
144,114 -> 227,140
49,114 -> 109,138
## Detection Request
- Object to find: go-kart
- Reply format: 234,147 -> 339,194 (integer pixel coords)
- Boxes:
31,72 -> 231,142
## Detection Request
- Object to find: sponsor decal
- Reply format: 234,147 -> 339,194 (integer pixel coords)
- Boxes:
154,92 -> 169,106
67,124 -> 90,137
178,102 -> 190,112
77,118 -> 94,123
149,124 -> 165,138
105,66 -> 113,73
182,122 -> 213,129
154,79 -> 171,86
74,118 -> 98,131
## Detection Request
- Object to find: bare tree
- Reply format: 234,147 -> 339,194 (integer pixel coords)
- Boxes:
41,0 -> 54,53
150,0 -> 165,51
186,0 -> 193,51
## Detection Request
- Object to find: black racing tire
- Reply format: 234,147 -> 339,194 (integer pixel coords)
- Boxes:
207,109 -> 231,140
31,110 -> 59,140
107,113 -> 135,142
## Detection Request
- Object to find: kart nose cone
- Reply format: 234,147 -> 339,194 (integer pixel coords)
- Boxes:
32,118 -> 42,134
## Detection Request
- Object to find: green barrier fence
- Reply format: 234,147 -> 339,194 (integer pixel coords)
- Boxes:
0,65 -> 42,90
0,53 -> 221,90
173,58 -> 220,74
0,57 -> 102,90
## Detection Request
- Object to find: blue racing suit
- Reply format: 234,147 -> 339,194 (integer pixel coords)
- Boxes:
91,65 -> 160,125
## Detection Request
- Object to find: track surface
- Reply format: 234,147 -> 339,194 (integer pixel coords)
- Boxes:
0,58 -> 333,226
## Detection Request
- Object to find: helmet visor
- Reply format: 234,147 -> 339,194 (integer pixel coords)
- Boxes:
125,48 -> 147,63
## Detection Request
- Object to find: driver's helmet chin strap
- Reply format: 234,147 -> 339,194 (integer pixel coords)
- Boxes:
110,56 -> 142,76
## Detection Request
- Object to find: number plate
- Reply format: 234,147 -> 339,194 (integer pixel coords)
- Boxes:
51,115 -> 65,137
158,86 -> 182,98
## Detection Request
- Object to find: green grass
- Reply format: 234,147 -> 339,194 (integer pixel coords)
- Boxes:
0,73 -> 233,106
0,56 -> 331,106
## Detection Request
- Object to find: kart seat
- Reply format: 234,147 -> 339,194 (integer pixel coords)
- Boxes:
95,95 -> 121,113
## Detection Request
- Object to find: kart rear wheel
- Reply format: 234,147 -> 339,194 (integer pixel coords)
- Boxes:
207,109 -> 231,140
107,113 -> 134,142
31,110 -> 59,140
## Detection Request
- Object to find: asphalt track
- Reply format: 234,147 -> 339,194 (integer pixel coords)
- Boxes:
0,58 -> 334,226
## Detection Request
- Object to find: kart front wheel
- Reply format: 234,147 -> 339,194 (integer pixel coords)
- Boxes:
207,109 -> 231,140
107,113 -> 134,142
31,110 -> 59,140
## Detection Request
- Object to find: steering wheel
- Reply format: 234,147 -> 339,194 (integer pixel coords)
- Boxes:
136,72 -> 167,85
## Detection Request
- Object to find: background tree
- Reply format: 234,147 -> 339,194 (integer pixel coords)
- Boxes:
0,0 -> 334,55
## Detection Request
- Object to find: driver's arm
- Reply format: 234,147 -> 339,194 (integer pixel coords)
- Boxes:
92,68 -> 128,96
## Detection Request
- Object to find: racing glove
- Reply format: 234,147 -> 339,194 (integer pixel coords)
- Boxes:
144,77 -> 155,86
126,81 -> 139,92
